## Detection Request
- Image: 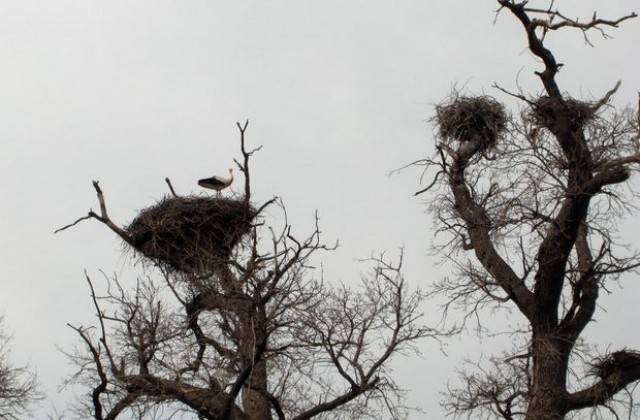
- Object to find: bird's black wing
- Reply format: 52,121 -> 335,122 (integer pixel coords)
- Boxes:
198,177 -> 225,189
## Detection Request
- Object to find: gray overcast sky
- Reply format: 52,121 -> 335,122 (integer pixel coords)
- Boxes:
0,1 -> 639,418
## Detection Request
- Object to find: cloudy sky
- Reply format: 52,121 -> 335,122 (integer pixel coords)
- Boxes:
1,1 -> 639,418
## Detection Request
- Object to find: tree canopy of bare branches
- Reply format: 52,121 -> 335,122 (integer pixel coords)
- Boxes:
0,315 -> 41,420
59,122 -> 441,420
416,1 -> 640,419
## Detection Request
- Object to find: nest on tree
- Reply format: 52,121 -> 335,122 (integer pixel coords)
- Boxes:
530,96 -> 596,131
435,95 -> 507,148
125,196 -> 256,273
591,350 -> 640,380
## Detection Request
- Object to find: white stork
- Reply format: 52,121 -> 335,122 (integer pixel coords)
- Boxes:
198,168 -> 234,196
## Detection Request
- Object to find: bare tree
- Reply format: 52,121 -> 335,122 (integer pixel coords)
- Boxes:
0,315 -> 41,420
58,122 -> 440,419
416,1 -> 640,419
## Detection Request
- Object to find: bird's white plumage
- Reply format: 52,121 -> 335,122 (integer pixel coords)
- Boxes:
198,168 -> 234,194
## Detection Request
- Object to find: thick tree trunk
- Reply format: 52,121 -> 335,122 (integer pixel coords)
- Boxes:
526,331 -> 571,420
240,307 -> 272,420
242,359 -> 272,420
213,257 -> 273,419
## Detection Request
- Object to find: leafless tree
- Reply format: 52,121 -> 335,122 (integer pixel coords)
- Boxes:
0,315 -> 41,420
58,122 -> 441,419
415,1 -> 640,419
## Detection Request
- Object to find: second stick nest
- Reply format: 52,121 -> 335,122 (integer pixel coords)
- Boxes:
530,96 -> 596,131
126,196 -> 256,273
591,350 -> 640,380
435,95 -> 507,148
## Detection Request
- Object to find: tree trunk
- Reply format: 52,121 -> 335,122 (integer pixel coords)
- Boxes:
242,359 -> 272,420
240,307 -> 272,420
526,331 -> 571,420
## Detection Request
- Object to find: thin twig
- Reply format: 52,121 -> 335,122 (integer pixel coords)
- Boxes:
54,214 -> 93,234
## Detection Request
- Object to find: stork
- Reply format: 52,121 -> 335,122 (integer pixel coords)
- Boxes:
198,168 -> 234,196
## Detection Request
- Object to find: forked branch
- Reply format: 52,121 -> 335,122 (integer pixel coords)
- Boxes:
54,181 -> 132,246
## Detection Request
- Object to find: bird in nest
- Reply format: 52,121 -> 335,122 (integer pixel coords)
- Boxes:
198,168 -> 234,196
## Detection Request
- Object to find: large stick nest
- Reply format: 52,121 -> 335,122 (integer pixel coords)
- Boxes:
530,96 -> 596,131
591,350 -> 640,380
435,95 -> 507,147
126,196 -> 256,273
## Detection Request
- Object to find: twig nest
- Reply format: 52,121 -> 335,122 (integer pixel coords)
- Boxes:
592,350 -> 640,379
531,96 -> 596,131
126,196 -> 255,272
435,95 -> 507,148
